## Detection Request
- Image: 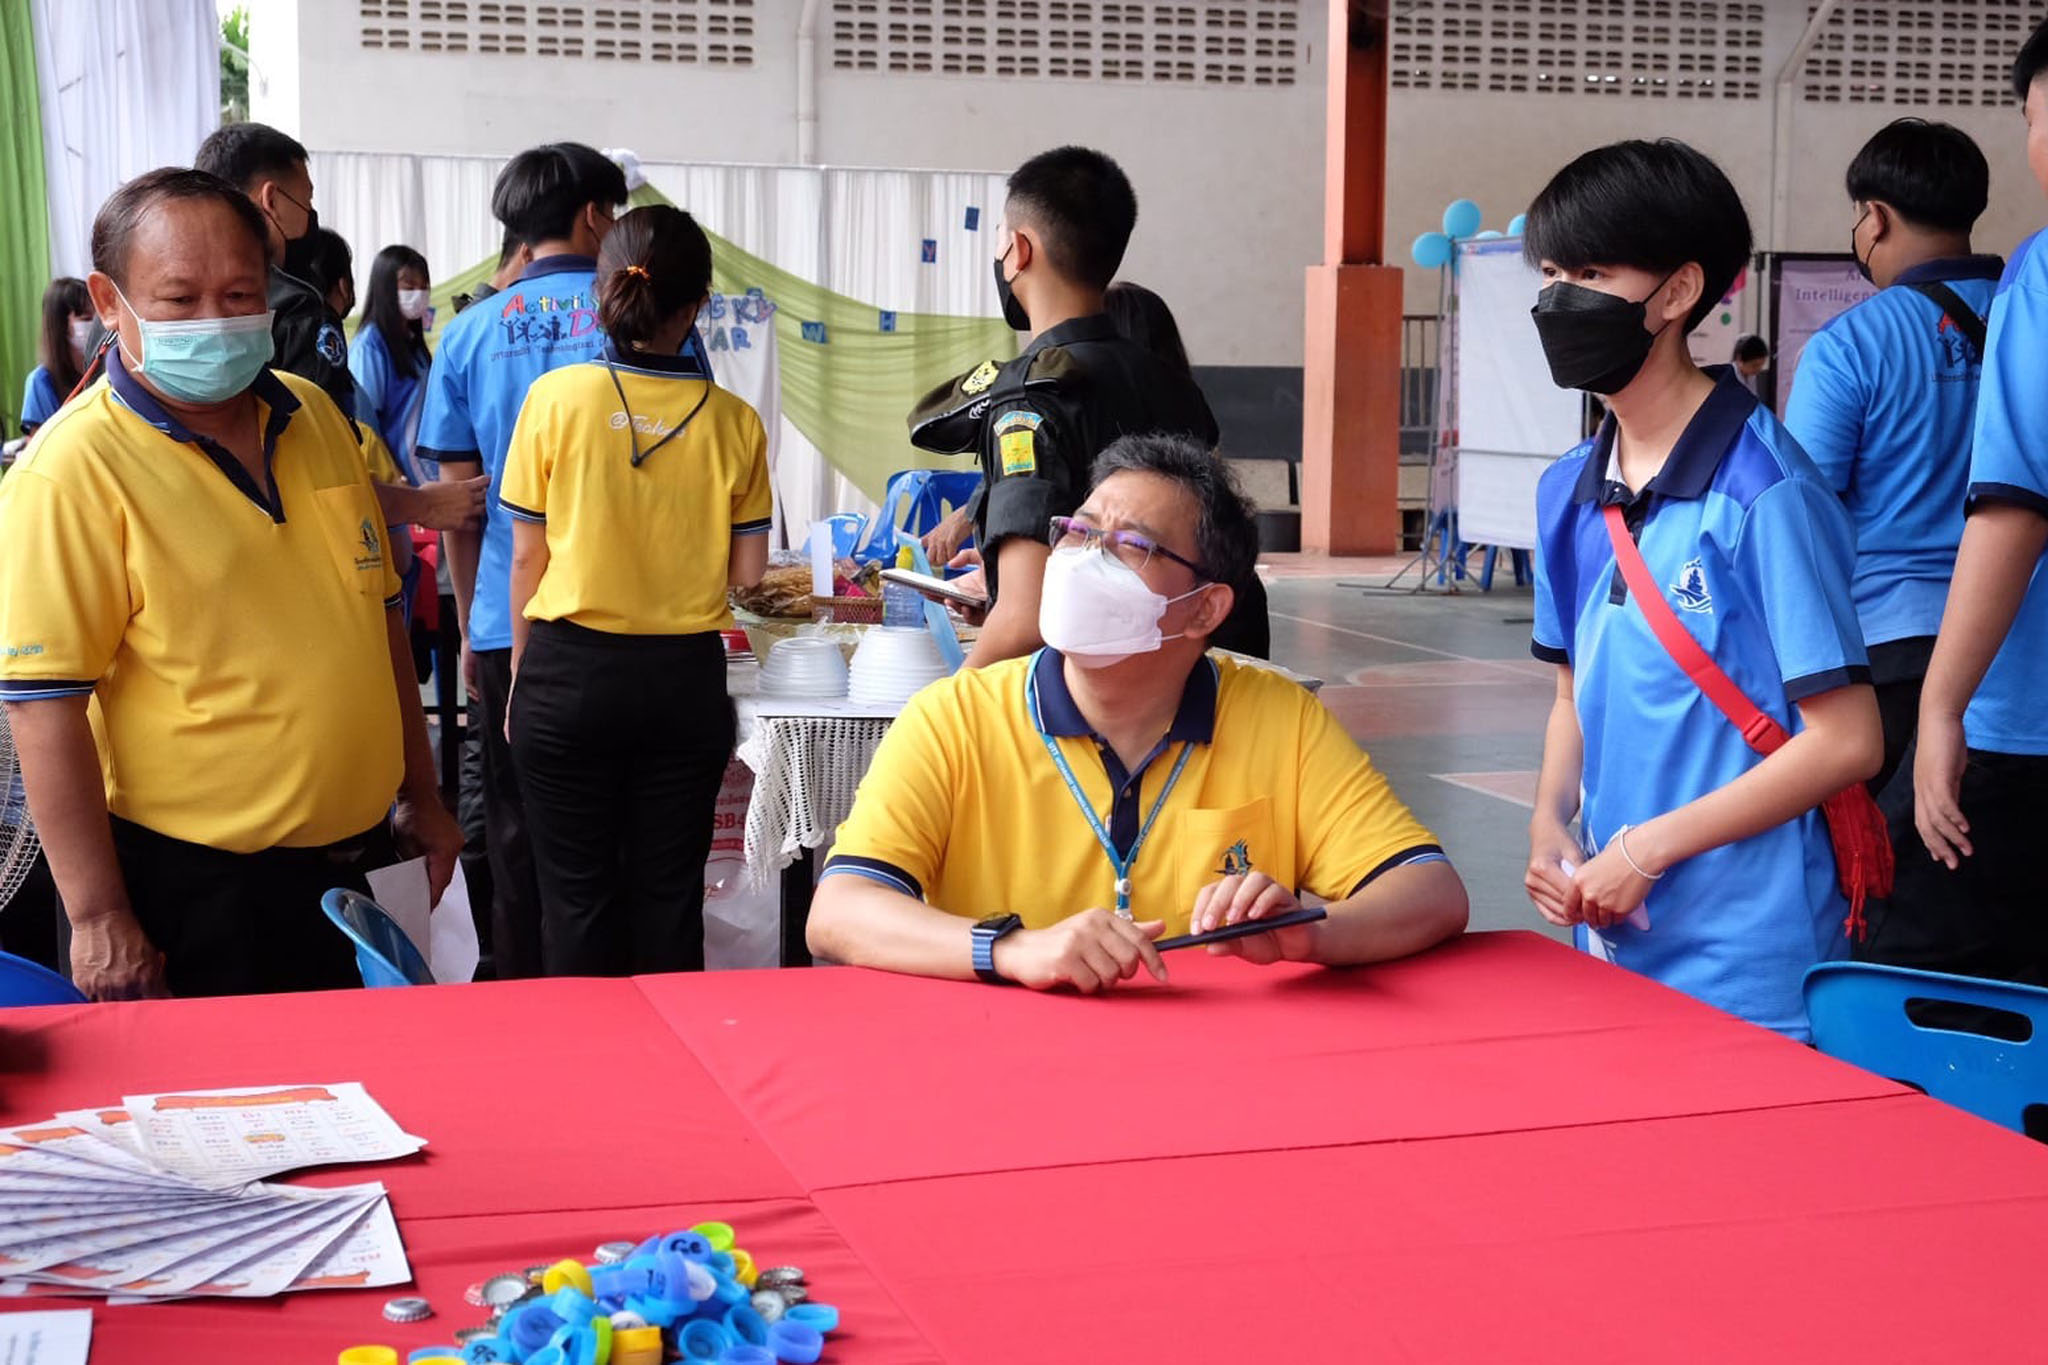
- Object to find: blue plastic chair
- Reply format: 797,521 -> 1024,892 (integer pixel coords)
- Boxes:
321,888 -> 434,988
1804,961 -> 2048,1134
801,513 -> 867,561
855,469 -> 983,563
0,949 -> 87,1006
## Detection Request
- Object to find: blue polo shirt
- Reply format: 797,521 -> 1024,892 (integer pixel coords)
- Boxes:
416,253 -> 607,653
1783,256 -> 2000,656
20,367 -> 63,434
1962,229 -> 2048,755
1531,370 -> 1867,1040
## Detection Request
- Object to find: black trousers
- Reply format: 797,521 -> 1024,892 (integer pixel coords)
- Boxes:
1867,637 -> 1935,799
80,817 -> 386,997
475,647 -> 545,980
1859,747 -> 2048,987
457,714 -> 497,979
509,621 -> 735,977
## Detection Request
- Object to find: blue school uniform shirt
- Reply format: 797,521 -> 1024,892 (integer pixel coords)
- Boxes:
349,322 -> 429,484
1531,370 -> 1867,1040
1783,256 -> 2001,653
19,367 -> 63,434
1962,229 -> 2048,756
415,254 -> 609,654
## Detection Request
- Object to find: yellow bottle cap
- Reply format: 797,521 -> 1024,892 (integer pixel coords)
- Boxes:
730,1247 -> 758,1288
611,1325 -> 666,1365
540,1257 -> 594,1298
337,1349 -> 399,1365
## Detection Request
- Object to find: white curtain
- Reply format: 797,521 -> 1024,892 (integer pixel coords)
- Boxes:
309,151 -> 1011,538
33,0 -> 219,278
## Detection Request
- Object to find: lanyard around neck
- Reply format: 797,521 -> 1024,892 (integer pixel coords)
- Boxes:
1026,661 -> 1196,919
604,357 -> 710,468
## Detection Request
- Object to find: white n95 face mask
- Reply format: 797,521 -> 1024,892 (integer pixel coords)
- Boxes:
397,289 -> 433,321
1038,545 -> 1207,669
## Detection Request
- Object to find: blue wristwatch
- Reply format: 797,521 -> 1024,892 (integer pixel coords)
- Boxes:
971,913 -> 1024,985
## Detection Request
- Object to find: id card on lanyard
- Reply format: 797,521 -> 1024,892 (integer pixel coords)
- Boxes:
1025,657 -> 1195,920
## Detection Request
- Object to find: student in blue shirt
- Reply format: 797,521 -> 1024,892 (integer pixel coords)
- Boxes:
417,142 -> 628,981
18,278 -> 92,437
1520,139 -> 1883,1040
1906,20 -> 2048,987
351,244 -> 436,484
1785,119 -> 2001,799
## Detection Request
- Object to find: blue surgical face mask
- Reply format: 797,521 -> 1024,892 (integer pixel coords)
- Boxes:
112,282 -> 275,405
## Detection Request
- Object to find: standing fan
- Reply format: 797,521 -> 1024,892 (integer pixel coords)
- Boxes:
0,707 -> 41,909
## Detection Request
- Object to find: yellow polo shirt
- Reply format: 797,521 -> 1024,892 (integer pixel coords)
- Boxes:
0,354 -> 405,853
824,650 -> 1444,934
498,348 -> 772,636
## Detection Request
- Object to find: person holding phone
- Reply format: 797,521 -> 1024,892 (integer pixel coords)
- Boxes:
807,435 -> 1466,992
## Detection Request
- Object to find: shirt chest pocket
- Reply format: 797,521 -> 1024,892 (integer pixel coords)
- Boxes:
1173,796 -> 1278,915
308,485 -> 388,599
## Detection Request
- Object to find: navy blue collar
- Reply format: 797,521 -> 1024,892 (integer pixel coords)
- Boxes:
1029,647 -> 1219,745
1573,366 -> 1757,506
600,336 -> 711,378
1893,255 -> 2005,288
106,347 -> 299,521
1026,313 -> 1118,357
519,253 -> 597,282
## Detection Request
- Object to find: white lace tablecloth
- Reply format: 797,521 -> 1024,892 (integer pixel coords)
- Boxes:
730,661 -> 902,888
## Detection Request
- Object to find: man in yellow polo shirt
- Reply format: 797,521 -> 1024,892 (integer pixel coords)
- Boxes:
0,167 -> 462,1001
808,435 -> 1468,990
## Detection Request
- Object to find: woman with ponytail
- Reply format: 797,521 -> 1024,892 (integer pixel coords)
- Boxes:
500,205 -> 772,976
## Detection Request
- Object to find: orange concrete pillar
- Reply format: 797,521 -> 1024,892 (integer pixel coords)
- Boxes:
1300,0 -> 1402,556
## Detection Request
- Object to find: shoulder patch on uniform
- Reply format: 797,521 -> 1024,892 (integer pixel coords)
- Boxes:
961,360 -> 1002,395
317,324 -> 347,367
994,408 -> 1040,476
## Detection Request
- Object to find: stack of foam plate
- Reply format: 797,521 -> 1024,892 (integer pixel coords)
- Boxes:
847,627 -> 954,706
757,636 -> 851,699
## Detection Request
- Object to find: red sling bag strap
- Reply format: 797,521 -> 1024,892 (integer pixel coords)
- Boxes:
1600,503 -> 1892,940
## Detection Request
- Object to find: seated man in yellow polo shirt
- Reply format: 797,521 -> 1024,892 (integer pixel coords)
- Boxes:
808,435 -> 1468,990
0,167 -> 462,1001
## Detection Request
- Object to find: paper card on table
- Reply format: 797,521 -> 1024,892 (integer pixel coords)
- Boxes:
1,1191 -> 306,1283
0,1195 -> 252,1251
428,863 -> 480,985
120,1084 -> 423,1187
48,1110 -> 146,1163
283,1191 -> 409,1294
0,1137 -> 173,1192
365,858 -> 433,968
129,1187 -> 381,1300
0,1308 -> 91,1364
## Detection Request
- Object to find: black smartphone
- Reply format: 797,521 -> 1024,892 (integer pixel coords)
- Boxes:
1152,906 -> 1328,953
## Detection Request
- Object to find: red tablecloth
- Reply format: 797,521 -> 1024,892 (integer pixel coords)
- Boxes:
0,930 -> 2042,1363
633,933 -> 1903,1188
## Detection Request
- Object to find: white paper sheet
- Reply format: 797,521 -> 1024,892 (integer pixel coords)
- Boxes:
0,1309 -> 90,1365
121,1084 -> 424,1189
364,859 -> 433,973
365,858 -> 480,984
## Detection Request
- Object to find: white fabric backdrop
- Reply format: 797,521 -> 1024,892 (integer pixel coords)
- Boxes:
308,152 -> 1010,537
33,0 -> 219,278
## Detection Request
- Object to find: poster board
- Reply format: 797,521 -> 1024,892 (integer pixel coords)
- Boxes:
1766,254 -> 1879,417
1451,238 -> 1582,551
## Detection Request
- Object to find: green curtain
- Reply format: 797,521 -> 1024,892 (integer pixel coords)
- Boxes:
413,184 -> 1015,504
0,0 -> 52,439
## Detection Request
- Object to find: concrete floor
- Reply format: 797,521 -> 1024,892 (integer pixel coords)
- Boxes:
1260,567 -> 1567,942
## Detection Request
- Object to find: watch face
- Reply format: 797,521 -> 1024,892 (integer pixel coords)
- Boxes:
975,913 -> 1020,933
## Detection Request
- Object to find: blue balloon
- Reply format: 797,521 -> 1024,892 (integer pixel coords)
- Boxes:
1411,231 -> 1453,270
1506,213 -> 1528,237
1442,198 -> 1483,240
1474,230 -> 1503,240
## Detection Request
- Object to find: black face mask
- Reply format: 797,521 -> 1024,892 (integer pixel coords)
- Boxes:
1529,274 -> 1676,395
993,249 -> 1030,332
281,229 -> 322,281
1850,206 -> 1876,285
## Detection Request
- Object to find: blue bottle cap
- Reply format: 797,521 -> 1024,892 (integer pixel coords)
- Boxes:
712,1274 -> 749,1307
526,1350 -> 566,1365
589,1262 -> 633,1301
767,1321 -> 824,1365
550,1288 -> 599,1325
679,1318 -> 735,1361
625,1292 -> 683,1329
460,1339 -> 515,1365
783,1304 -> 839,1335
724,1304 -> 770,1347
504,1303 -> 566,1356
661,1230 -> 715,1261
707,1252 -> 737,1278
410,1350 -> 464,1363
719,1348 -> 775,1365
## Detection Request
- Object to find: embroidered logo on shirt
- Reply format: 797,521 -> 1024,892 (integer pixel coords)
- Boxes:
317,324 -> 347,367
1216,840 -> 1254,878
961,360 -> 1001,396
355,519 -> 385,573
1671,558 -> 1712,614
1935,313 -> 1982,370
994,409 -> 1041,476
